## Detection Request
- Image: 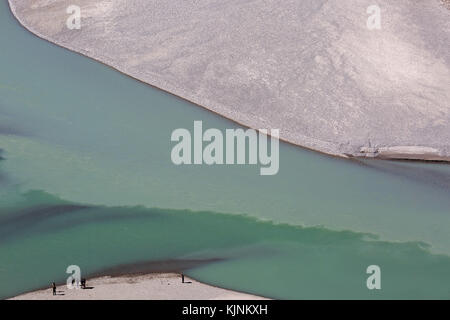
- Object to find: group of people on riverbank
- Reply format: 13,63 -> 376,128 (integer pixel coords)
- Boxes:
51,279 -> 87,296
51,274 -> 187,296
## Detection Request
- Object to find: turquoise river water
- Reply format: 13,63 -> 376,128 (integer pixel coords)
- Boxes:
0,1 -> 449,299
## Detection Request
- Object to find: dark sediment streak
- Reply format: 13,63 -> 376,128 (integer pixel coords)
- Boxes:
358,159 -> 450,191
90,258 -> 224,278
0,125 -> 22,136
0,148 -> 6,183
0,202 -> 166,243
0,204 -> 91,242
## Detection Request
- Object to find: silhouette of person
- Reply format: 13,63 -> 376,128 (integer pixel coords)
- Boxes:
52,282 -> 56,296
181,273 -> 185,283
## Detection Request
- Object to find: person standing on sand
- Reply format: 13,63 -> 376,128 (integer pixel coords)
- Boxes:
181,274 -> 185,283
52,282 -> 56,296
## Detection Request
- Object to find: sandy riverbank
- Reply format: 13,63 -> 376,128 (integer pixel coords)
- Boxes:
7,0 -> 450,162
10,273 -> 267,300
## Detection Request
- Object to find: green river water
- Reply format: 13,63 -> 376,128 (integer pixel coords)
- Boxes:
0,1 -> 449,299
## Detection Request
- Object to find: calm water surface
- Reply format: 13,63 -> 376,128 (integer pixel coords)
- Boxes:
1,1 -> 449,299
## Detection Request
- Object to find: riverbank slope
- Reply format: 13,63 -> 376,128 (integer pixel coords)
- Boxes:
7,0 -> 450,161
